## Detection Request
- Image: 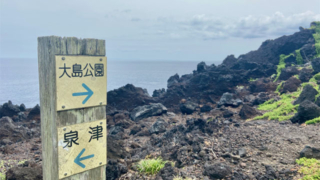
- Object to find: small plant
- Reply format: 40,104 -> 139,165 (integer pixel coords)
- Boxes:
310,21 -> 320,58
306,117 -> 320,125
0,172 -> 5,180
296,157 -> 320,179
296,49 -> 304,65
275,81 -> 284,94
249,78 -> 257,82
136,157 -> 168,175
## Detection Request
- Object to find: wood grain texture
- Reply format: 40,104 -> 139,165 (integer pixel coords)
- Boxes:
38,36 -> 106,180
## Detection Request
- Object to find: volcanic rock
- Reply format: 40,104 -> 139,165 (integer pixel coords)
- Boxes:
200,104 -> 212,112
239,104 -> 260,119
280,77 -> 301,94
107,84 -> 155,111
19,104 -> 26,111
130,103 -> 167,121
153,88 -> 166,97
291,100 -> 320,123
0,101 -> 20,118
278,66 -> 299,81
312,58 -> 320,73
221,55 -> 237,68
293,84 -> 318,105
167,74 -> 179,88
157,162 -> 177,180
249,78 -> 277,93
315,96 -> 320,107
203,163 -> 232,179
6,166 -> 43,180
130,125 -> 142,135
197,61 -> 207,72
299,68 -> 313,82
27,104 -> 40,120
218,92 -> 242,107
252,92 -> 271,105
149,118 -> 168,134
180,101 -> 198,114
107,135 -> 130,159
300,145 -> 320,159
106,159 -> 128,180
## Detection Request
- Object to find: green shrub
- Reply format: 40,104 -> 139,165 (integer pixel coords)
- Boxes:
136,157 -> 168,175
296,157 -> 320,179
296,49 -> 304,65
311,21 -> 320,58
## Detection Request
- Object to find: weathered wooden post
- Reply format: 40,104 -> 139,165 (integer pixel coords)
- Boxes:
38,36 -> 107,180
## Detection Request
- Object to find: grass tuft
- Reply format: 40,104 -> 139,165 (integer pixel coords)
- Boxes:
254,92 -> 300,121
136,157 -> 169,175
306,117 -> 320,125
296,157 -> 320,179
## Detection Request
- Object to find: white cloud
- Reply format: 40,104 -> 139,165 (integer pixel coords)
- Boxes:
159,11 -> 320,40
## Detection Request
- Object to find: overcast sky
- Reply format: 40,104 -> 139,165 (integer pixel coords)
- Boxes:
0,0 -> 319,62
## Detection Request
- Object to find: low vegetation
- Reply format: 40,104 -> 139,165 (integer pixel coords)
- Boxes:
296,157 -> 320,180
311,21 -> 320,58
136,157 -> 169,175
296,49 -> 304,65
254,92 -> 299,121
306,117 -> 320,125
254,72 -> 320,123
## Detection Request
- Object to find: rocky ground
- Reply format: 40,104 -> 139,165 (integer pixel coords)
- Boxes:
1,22 -> 320,180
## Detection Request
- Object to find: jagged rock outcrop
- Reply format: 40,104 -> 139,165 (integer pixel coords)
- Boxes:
312,58 -> 320,73
221,55 -> 237,68
278,66 -> 299,81
291,100 -> 320,124
107,84 -> 155,111
293,84 -> 318,105
280,77 -> 301,94
0,101 -> 21,118
6,166 -> 43,180
153,88 -> 166,97
149,118 -> 168,134
203,163 -> 232,179
180,101 -> 198,114
27,104 -> 40,120
249,78 -> 277,93
130,103 -> 167,121
299,68 -> 313,82
218,92 -> 242,107
239,104 -> 260,119
300,145 -> 320,159
197,61 -> 208,72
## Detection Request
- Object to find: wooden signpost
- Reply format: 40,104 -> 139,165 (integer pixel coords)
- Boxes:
38,36 -> 107,180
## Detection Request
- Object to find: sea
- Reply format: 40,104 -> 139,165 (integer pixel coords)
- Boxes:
0,58 -> 221,108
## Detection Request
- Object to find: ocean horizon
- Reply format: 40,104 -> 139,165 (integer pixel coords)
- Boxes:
0,58 -> 222,108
